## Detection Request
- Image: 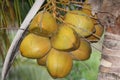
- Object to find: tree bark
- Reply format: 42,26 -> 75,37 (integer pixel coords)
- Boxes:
97,0 -> 120,80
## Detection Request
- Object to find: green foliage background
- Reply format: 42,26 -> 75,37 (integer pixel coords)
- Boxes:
0,0 -> 102,80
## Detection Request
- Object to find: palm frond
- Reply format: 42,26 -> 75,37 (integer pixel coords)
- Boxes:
0,0 -> 35,27
0,43 -> 4,63
0,29 -> 11,63
1,1 -> 45,80
5,0 -> 15,25
0,0 -> 35,57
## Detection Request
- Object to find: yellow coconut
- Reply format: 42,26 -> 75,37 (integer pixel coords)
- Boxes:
71,39 -> 92,61
82,2 -> 92,16
37,55 -> 47,66
20,33 -> 51,59
86,24 -> 104,42
51,24 -> 80,51
29,11 -> 58,37
64,10 -> 94,37
82,0 -> 98,23
46,48 -> 72,78
81,8 -> 98,24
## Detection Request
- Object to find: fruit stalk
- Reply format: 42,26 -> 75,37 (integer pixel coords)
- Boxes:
51,0 -> 57,18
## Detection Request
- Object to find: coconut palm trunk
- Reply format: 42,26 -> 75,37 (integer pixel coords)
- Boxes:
97,0 -> 120,80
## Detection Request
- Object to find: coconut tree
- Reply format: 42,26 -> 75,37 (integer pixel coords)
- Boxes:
1,0 -> 120,80
0,0 -> 101,80
97,0 -> 120,80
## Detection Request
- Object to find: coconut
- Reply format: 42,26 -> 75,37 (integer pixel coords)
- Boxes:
46,48 -> 72,78
71,39 -> 92,61
64,10 -> 95,37
86,24 -> 104,42
29,11 -> 58,37
20,33 -> 51,59
51,24 -> 80,51
37,54 -> 47,66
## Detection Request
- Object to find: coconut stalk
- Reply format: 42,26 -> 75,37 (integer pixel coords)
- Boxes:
1,0 -> 45,80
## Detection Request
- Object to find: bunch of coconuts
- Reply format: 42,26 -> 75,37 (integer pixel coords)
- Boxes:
19,1 -> 103,79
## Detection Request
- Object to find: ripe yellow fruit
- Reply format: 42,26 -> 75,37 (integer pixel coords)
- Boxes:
86,24 -> 104,42
20,33 -> 51,59
37,55 -> 47,66
81,8 -> 91,17
81,8 -> 98,24
29,11 -> 58,37
64,10 -> 94,37
81,1 -> 98,24
71,39 -> 92,61
46,48 -> 72,78
81,3 -> 92,16
51,24 -> 80,51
